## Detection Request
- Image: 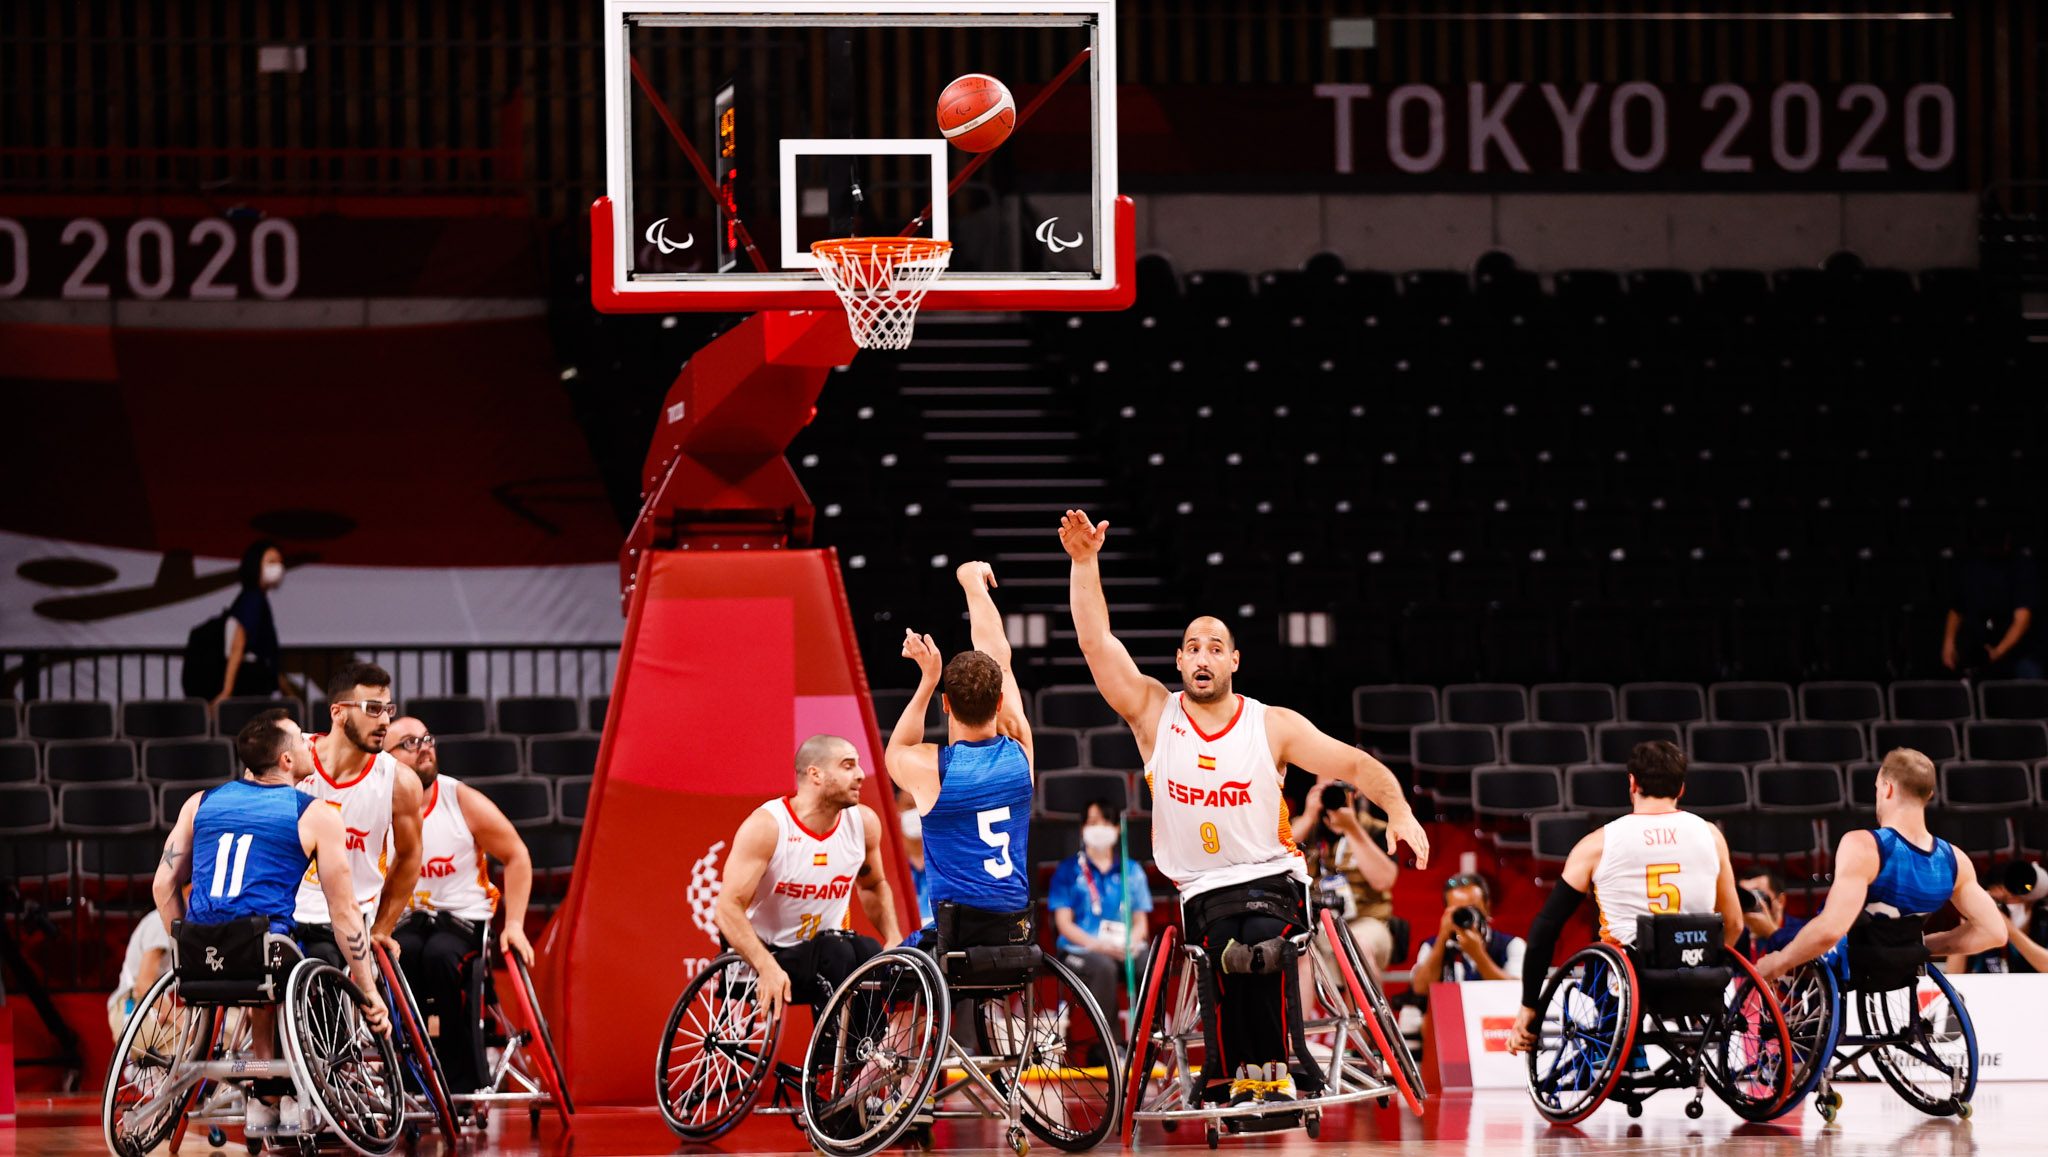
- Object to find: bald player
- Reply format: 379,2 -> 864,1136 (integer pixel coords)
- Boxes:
716,735 -> 901,1020
1059,509 -> 1428,1106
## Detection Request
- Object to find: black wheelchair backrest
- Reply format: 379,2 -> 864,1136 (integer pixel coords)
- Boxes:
1845,913 -> 1930,992
1632,913 -> 1732,1019
934,901 -> 1040,989
174,916 -> 302,1005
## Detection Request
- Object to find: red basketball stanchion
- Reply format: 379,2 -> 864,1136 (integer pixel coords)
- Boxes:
507,953 -> 576,1125
374,942 -> 462,1145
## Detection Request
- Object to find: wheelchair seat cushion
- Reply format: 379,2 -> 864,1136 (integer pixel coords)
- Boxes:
931,901 -> 1038,987
175,916 -> 298,1005
1845,914 -> 1929,993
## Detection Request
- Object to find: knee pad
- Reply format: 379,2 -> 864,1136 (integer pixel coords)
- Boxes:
1219,936 -> 1292,976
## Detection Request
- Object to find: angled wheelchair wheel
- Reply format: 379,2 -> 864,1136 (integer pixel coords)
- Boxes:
103,972 -> 211,1157
508,952 -> 577,1120
801,948 -> 949,1157
1861,965 -> 1977,1115
1320,909 -> 1424,1117
373,943 -> 461,1145
1768,959 -> 1841,1120
655,952 -> 783,1141
282,961 -> 405,1157
1525,943 -> 1637,1126
970,952 -> 1120,1152
1702,952 -> 1796,1122
1121,924 -> 1198,1140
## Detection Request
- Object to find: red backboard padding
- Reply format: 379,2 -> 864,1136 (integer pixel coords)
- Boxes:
534,547 -> 915,1105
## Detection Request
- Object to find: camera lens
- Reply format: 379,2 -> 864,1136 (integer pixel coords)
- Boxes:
1320,783 -> 1352,811
1451,905 -> 1482,930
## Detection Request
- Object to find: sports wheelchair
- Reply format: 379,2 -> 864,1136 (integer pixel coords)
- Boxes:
1523,913 -> 1794,1125
1772,915 -> 1979,1123
1122,889 -> 1425,1149
101,917 -> 405,1157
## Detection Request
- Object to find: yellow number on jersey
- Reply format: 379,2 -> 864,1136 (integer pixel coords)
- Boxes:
797,913 -> 823,941
1645,863 -> 1681,913
1200,822 -> 1220,855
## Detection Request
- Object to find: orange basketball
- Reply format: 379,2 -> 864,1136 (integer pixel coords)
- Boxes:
937,73 -> 1016,153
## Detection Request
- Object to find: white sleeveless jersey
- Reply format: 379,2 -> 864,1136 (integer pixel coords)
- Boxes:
747,798 -> 867,949
1143,694 -> 1307,900
1590,810 -> 1723,947
294,743 -> 400,925
405,776 -> 500,921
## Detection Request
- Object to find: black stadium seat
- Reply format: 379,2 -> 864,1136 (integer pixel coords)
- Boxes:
1531,683 -> 1618,725
1931,812 -> 2015,860
1708,682 -> 1795,724
1039,685 -> 1121,731
142,738 -> 234,783
27,700 -> 116,740
528,735 -> 599,778
438,735 -> 524,778
1798,681 -> 1885,724
1963,720 -> 2048,762
1085,727 -> 1142,772
57,782 -> 157,835
1872,721 -> 1959,763
406,696 -> 490,737
1620,683 -> 1706,725
0,741 -> 37,784
1593,722 -> 1682,764
496,695 -> 581,737
1938,761 -> 2033,811
1532,812 -> 1597,868
1676,763 -> 1751,814
1411,723 -> 1499,807
44,739 -> 137,783
1032,729 -> 1084,772
465,777 -> 554,829
217,696 -> 305,735
121,698 -> 211,739
1352,685 -> 1438,752
1442,684 -> 1528,726
1472,765 -> 1564,817
1503,723 -> 1592,767
1564,764 -> 1630,814
1686,721 -> 1775,765
0,784 -> 55,836
1753,763 -> 1845,814
1037,770 -> 1131,819
587,695 -> 611,731
556,777 -> 592,825
1979,680 -> 2048,722
1776,722 -> 1867,766
1888,680 -> 1973,724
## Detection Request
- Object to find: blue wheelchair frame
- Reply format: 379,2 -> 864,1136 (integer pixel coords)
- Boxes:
1775,948 -> 1979,1122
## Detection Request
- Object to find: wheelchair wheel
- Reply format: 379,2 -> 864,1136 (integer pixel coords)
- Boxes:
282,961 -> 405,1157
969,952 -> 1120,1152
1121,925 -> 1198,1140
508,952 -> 577,1120
373,944 -> 461,1145
801,948 -> 949,1157
1320,909 -> 1424,1117
1769,959 -> 1841,1120
1701,952 -> 1795,1122
655,952 -> 783,1141
1525,943 -> 1637,1126
103,972 -> 210,1157
1860,965 -> 1978,1115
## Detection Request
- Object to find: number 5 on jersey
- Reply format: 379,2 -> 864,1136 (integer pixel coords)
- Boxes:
1645,862 -> 1681,913
977,807 -> 1015,879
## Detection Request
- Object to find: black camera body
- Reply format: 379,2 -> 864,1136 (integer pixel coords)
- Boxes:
1450,905 -> 1488,934
1738,886 -> 1773,915
1319,782 -> 1353,811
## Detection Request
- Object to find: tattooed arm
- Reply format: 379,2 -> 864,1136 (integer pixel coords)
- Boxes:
153,793 -> 203,938
301,804 -> 391,1035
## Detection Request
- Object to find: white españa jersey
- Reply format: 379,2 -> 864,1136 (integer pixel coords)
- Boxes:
405,776 -> 499,921
747,798 -> 867,949
294,742 -> 400,925
1590,810 -> 1723,947
1143,693 -> 1307,900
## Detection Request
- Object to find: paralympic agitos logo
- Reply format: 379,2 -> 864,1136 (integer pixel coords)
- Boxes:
1165,778 -> 1254,807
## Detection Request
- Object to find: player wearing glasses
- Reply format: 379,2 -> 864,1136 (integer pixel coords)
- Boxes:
293,662 -> 425,969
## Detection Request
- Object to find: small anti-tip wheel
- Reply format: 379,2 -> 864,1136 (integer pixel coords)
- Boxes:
1684,1100 -> 1705,1120
1205,1119 -> 1221,1150
1378,1095 -> 1392,1109
1009,1126 -> 1030,1157
1957,1101 -> 1973,1120
1161,1119 -> 1179,1133
473,1107 -> 488,1130
529,1107 -> 542,1130
1304,1110 -> 1321,1139
1817,1100 -> 1838,1124
209,1128 -> 227,1148
245,1139 -> 261,1156
1626,1102 -> 1643,1119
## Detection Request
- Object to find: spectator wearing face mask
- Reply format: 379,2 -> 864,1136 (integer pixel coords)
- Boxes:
214,540 -> 293,710
1048,799 -> 1153,1025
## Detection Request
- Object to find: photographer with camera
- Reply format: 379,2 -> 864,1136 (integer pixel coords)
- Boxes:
1735,869 -> 1806,957
1408,872 -> 1525,997
1947,860 -> 2048,974
1294,776 -> 1401,971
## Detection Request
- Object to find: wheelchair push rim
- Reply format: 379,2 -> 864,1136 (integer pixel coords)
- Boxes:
1860,964 -> 1978,1116
282,960 -> 406,1156
1525,943 -> 1639,1126
1768,958 -> 1841,1120
102,971 -> 210,1157
800,947 -> 950,1157
509,950 -> 578,1119
1701,951 -> 1797,1122
656,952 -> 785,1141
967,950 -> 1121,1152
1320,908 -> 1425,1117
1121,924 -> 1196,1139
373,941 -> 462,1145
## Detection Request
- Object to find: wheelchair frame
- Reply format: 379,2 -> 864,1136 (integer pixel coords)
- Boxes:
1775,953 -> 1978,1122
1523,938 -> 1794,1125
426,918 -> 577,1130
1122,904 -> 1424,1149
101,932 -> 406,1157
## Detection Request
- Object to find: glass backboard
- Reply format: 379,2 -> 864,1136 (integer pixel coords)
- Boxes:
596,0 -> 1129,313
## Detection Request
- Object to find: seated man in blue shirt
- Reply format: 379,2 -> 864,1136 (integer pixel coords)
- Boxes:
1048,799 -> 1154,1027
1738,868 -> 1807,957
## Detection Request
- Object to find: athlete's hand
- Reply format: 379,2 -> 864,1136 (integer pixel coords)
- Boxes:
374,931 -> 402,960
358,987 -> 393,1037
501,926 -> 535,968
756,962 -> 795,1021
1058,509 -> 1109,563
1505,1005 -> 1537,1054
902,631 -> 942,682
1754,951 -> 1791,983
1386,809 -> 1430,870
957,561 -> 997,591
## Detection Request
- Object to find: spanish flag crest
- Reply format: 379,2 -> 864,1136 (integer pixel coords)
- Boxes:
813,852 -> 830,866
1197,754 -> 1216,771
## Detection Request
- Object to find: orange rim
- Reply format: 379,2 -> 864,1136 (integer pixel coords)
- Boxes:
810,237 -> 952,260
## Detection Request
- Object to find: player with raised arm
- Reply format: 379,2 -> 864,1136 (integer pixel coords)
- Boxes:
1058,509 -> 1427,1106
714,735 -> 901,1022
885,561 -> 1035,945
1506,741 -> 1742,1054
1754,748 -> 2008,983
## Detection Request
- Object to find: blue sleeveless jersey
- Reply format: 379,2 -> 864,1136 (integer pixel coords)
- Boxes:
1864,827 -> 1957,919
187,779 -> 317,933
921,736 -> 1033,919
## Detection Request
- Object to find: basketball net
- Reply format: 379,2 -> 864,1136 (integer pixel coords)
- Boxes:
810,237 -> 953,351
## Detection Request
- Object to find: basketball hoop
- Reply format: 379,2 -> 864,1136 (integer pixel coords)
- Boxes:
809,237 -> 953,351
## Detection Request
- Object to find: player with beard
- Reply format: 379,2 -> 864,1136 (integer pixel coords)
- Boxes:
382,715 -> 535,1093
1059,509 -> 1428,1106
294,662 -> 424,971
